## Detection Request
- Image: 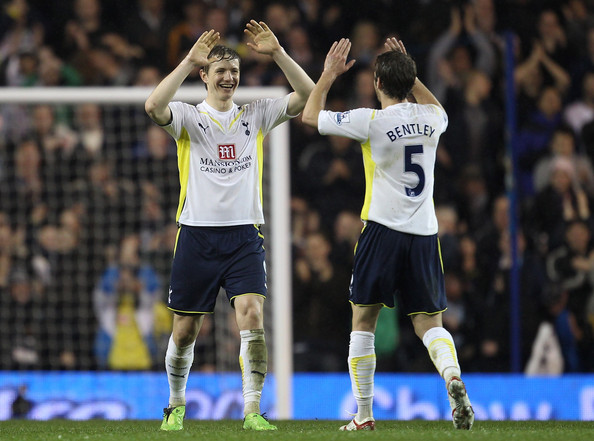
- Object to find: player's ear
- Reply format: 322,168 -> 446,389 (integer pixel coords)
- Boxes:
199,68 -> 208,85
374,75 -> 382,91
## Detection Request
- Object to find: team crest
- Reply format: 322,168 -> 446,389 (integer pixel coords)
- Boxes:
335,111 -> 351,125
218,144 -> 236,160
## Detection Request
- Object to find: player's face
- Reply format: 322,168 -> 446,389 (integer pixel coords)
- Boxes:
203,59 -> 240,100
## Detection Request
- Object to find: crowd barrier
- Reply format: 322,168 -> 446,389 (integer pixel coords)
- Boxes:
1,372 -> 593,420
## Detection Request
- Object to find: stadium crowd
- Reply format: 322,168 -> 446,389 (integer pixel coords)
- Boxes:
0,0 -> 593,374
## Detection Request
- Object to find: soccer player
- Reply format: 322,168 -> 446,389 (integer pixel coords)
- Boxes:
302,37 -> 474,430
145,21 -> 314,431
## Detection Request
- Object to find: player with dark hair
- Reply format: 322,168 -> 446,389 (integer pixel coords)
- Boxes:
145,21 -> 314,431
302,37 -> 474,431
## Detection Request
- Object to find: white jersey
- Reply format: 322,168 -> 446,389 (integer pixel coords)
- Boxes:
318,102 -> 448,235
162,96 -> 291,226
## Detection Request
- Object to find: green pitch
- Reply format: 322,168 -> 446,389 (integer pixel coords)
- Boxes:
1,420 -> 592,441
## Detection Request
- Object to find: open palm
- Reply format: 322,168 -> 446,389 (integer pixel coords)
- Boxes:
244,20 -> 281,55
187,29 -> 220,66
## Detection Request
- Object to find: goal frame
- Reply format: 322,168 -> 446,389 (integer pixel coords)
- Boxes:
0,86 -> 293,419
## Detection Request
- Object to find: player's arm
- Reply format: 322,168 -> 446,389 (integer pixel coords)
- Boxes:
244,20 -> 315,116
145,29 -> 220,125
302,38 -> 356,128
385,37 -> 444,111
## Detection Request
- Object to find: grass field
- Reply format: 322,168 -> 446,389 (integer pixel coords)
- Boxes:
0,420 -> 593,441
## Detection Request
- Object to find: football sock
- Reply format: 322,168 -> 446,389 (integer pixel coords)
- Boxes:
422,327 -> 461,383
239,329 -> 267,416
348,331 -> 376,420
165,335 -> 195,407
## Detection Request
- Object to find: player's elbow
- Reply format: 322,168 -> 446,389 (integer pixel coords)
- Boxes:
301,110 -> 319,128
144,98 -> 159,118
145,99 -> 170,125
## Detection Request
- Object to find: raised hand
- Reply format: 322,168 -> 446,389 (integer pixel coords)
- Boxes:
384,37 -> 407,55
244,20 -> 281,56
187,29 -> 220,66
323,38 -> 356,78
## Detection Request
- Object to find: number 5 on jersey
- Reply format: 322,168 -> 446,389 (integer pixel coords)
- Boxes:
404,144 -> 425,197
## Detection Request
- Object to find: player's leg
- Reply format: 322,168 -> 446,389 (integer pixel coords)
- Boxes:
339,304 -> 381,431
224,225 -> 275,430
161,224 -> 223,430
340,221 -> 398,431
234,294 -> 277,430
411,313 -> 474,429
406,234 -> 473,429
161,314 -> 203,431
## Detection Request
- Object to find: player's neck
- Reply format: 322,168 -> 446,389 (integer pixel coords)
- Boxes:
205,95 -> 234,112
380,96 -> 404,109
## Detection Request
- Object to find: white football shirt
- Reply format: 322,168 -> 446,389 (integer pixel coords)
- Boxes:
318,102 -> 448,235
162,96 -> 292,226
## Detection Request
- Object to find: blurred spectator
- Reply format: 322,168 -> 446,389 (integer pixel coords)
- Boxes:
563,0 -> 594,55
476,230 -> 545,372
72,102 -> 105,161
475,194 -> 511,291
0,49 -> 37,86
533,125 -> 594,196
166,0 -> 207,70
0,266 -> 48,369
72,158 -> 140,288
10,384 -> 33,418
441,271 -> 478,370
1,138 -> 47,227
133,64 -> 161,87
564,70 -> 594,136
30,104 -> 80,195
515,42 -> 570,126
61,0 -> 114,62
93,234 -> 161,369
84,43 -> 135,86
530,156 -> 593,253
125,0 -> 176,72
442,69 -> 504,196
349,20 -> 381,68
28,45 -> 83,87
347,67 -> 379,109
134,124 -> 179,218
569,26 -> 594,99
426,4 -> 496,103
330,210 -> 363,270
0,0 -> 44,86
291,196 -> 321,254
533,9 -> 573,78
546,220 -> 594,371
285,25 -> 318,78
516,85 -> 564,199
298,134 -> 365,233
455,165 -> 491,234
293,231 -> 351,371
435,204 -> 461,272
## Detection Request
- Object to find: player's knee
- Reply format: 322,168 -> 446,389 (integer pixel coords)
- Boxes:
236,304 -> 263,329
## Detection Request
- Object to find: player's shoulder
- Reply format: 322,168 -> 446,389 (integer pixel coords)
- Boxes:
170,101 -> 201,117
383,102 -> 447,121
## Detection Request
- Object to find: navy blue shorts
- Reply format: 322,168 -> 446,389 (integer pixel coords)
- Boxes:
168,224 -> 267,314
349,221 -> 446,315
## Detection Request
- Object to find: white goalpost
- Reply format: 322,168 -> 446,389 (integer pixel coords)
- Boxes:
0,86 -> 293,419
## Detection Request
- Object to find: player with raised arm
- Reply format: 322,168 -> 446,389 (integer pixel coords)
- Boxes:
302,37 -> 474,430
145,21 -> 314,431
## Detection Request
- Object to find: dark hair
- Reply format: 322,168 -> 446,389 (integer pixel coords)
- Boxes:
202,45 -> 241,73
374,50 -> 416,101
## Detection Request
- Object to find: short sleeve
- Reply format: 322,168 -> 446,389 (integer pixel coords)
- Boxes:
252,95 -> 292,136
160,101 -> 190,140
318,108 -> 374,143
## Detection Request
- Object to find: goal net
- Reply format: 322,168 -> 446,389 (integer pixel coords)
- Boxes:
0,86 -> 293,417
